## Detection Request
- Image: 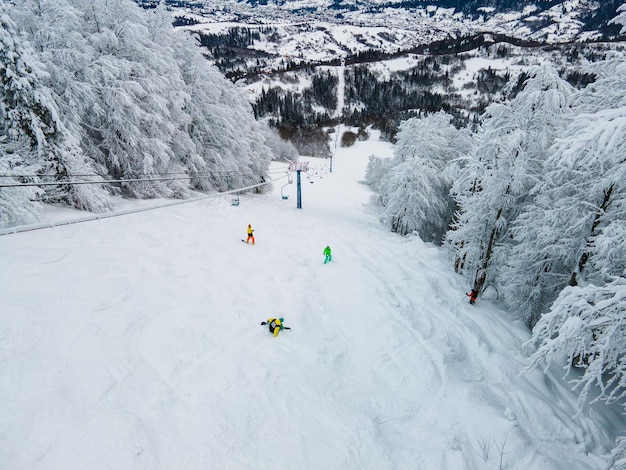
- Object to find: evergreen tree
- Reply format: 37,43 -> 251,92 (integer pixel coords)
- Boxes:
609,3 -> 626,35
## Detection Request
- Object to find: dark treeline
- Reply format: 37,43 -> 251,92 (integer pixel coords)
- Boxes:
197,27 -> 267,52
208,30 -> 621,84
337,0 -> 624,37
251,54 -> 481,147
136,0 -> 207,9
343,65 -> 451,137
311,71 -> 339,110
194,23 -> 614,152
252,71 -> 338,122
252,70 -> 339,156
172,16 -> 201,27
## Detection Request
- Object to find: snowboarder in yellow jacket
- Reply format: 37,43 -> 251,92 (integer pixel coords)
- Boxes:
261,317 -> 289,337
246,224 -> 255,244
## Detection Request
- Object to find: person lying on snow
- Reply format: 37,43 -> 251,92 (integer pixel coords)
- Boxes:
261,317 -> 290,337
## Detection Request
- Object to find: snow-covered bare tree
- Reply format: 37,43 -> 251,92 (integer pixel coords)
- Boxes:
365,111 -> 469,243
262,126 -> 299,163
71,0 -> 194,198
526,277 -> 626,432
446,65 -> 575,294
502,59 -> 626,327
9,0 -> 273,210
1,3 -> 109,227
172,28 -> 272,193
1,3 -> 43,224
364,153 -> 391,194
515,44 -> 626,466
608,437 -> 626,470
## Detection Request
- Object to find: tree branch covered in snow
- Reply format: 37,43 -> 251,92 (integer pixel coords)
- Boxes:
365,55 -> 626,462
1,0 -> 280,226
447,65 -> 574,294
527,278 -> 626,412
365,111 -> 469,244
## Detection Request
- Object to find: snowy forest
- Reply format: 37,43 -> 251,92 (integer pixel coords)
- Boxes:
2,0 -> 626,465
365,7 -> 626,463
0,0 -> 297,227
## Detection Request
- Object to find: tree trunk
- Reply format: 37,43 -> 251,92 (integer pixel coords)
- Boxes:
569,184 -> 614,287
473,185 -> 509,293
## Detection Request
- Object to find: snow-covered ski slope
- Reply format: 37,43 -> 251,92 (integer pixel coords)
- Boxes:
1,131 -> 624,469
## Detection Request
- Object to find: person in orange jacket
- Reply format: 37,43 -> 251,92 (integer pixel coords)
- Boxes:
261,317 -> 290,337
246,224 -> 255,244
466,289 -> 478,305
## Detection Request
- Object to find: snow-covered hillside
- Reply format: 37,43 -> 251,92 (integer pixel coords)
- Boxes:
1,132 -> 624,469
167,0 -> 622,54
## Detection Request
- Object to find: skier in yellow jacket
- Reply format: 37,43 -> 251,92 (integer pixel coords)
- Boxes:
261,317 -> 290,337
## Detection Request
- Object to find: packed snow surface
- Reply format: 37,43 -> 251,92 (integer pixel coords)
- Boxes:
1,132 -> 622,469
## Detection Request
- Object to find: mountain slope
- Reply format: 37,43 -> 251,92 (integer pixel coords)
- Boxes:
1,132 -> 623,469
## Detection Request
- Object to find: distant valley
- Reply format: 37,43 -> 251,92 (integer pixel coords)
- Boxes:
136,0 -> 626,155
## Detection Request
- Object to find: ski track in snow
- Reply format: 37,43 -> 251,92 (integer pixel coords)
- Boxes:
0,134 -> 622,469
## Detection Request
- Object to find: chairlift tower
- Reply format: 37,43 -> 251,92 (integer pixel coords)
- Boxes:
288,161 -> 309,209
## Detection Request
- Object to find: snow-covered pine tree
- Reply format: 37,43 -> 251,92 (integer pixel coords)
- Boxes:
608,2 -> 626,36
365,111 -> 469,243
446,65 -> 575,294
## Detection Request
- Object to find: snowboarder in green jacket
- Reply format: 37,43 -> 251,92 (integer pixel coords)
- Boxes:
323,245 -> 332,264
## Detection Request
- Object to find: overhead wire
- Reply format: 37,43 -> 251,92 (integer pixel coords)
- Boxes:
0,164 -> 292,180
0,166 -> 293,188
0,172 -> 289,237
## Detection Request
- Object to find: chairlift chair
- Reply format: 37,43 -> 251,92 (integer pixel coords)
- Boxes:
281,172 -> 293,200
226,173 -> 240,206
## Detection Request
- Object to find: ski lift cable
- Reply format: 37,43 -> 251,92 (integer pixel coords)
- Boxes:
0,167 -> 286,182
0,169 -> 292,188
0,174 -> 287,237
0,175 -> 205,188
